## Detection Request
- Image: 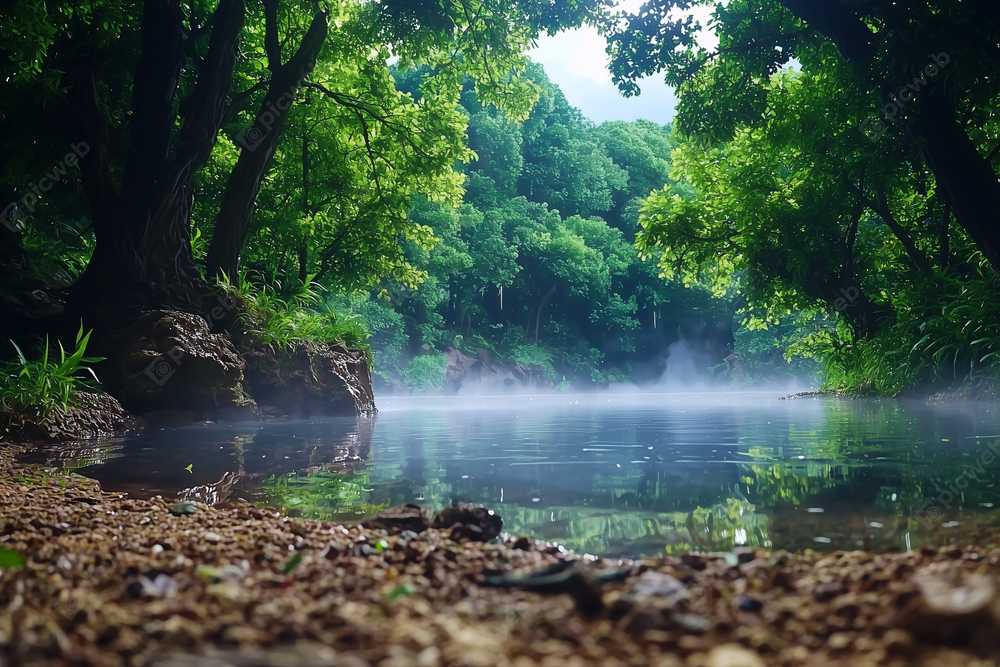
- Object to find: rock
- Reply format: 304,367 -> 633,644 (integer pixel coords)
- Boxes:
735,596 -> 763,612
705,644 -> 767,667
241,340 -> 375,417
358,504 -> 435,534
513,535 -> 533,551
136,574 -> 178,598
812,581 -> 845,601
1,390 -> 135,442
97,310 -> 257,418
670,612 -> 713,633
434,503 -> 502,541
320,542 -> 341,560
681,553 -> 707,571
625,571 -> 689,606
170,501 -> 198,516
895,573 -> 998,644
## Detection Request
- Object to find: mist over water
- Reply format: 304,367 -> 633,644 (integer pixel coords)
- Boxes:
25,392 -> 1000,557
657,339 -> 715,389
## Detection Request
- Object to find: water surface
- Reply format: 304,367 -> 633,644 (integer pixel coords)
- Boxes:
22,393 -> 1000,557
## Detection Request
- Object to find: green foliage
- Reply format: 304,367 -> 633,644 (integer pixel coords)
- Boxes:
346,61 -> 734,392
0,547 -> 25,570
0,323 -> 104,418
801,262 -> 1000,396
608,0 -> 1000,395
636,58 -> 1000,394
219,274 -> 371,360
511,344 -> 555,378
402,353 -> 449,391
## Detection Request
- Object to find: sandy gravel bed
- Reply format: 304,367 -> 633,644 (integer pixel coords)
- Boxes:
2,445 -> 1000,667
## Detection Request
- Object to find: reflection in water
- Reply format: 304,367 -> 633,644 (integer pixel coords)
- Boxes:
20,393 -> 1000,557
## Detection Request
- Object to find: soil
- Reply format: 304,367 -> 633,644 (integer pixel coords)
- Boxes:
3,444 -> 1000,667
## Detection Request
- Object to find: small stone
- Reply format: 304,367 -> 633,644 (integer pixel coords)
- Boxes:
670,612 -> 713,634
170,502 -> 198,516
704,644 -> 766,667
627,571 -> 688,605
882,629 -> 915,655
813,582 -> 844,601
735,596 -> 763,612
513,535 -> 533,551
682,553 -> 707,571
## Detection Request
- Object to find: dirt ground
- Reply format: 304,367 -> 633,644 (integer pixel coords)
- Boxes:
2,444 -> 1000,667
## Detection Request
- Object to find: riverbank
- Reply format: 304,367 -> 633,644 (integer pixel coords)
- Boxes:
3,445 -> 1000,667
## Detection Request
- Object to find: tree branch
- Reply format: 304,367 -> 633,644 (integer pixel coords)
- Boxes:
206,10 -> 329,280
851,184 -> 932,273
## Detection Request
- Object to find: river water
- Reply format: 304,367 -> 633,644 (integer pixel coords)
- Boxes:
21,393 -> 1000,557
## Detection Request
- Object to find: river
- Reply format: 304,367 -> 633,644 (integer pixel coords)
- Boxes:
21,393 -> 1000,557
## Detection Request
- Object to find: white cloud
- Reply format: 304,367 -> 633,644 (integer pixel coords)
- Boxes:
528,3 -> 718,125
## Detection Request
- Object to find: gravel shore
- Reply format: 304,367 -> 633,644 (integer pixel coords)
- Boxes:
3,444 -> 1000,667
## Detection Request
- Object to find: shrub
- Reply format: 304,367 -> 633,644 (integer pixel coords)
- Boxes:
0,323 -> 104,418
402,353 -> 449,391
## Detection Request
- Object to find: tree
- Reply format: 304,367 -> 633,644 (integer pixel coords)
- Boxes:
600,0 -> 1000,273
0,0 -> 605,329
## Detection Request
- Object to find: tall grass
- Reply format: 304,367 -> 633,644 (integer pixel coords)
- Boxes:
217,273 -> 372,362
0,323 -> 105,418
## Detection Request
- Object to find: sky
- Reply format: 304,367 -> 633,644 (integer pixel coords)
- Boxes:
528,3 -> 717,126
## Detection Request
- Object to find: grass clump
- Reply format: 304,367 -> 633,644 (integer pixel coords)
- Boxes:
0,323 -> 105,419
218,274 -> 372,364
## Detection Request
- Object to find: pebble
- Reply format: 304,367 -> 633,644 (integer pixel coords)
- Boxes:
5,445 -> 1000,666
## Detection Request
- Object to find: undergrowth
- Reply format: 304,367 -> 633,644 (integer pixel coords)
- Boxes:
790,258 -> 1000,396
0,323 -> 105,418
218,273 -> 372,365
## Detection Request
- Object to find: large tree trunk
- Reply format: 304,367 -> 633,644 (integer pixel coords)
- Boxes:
67,0 -> 246,326
66,0 -> 329,329
905,86 -> 1000,272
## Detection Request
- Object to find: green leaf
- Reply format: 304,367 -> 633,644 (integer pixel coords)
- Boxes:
281,552 -> 302,575
387,583 -> 415,600
0,548 -> 25,569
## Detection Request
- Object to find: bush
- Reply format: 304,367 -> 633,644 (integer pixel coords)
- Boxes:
795,258 -> 1000,396
511,344 -> 556,378
402,353 -> 449,391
